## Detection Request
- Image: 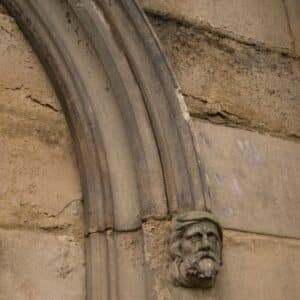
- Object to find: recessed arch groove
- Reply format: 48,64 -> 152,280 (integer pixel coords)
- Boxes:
2,0 -> 206,298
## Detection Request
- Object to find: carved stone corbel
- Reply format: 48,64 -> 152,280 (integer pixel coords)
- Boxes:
168,211 -> 223,288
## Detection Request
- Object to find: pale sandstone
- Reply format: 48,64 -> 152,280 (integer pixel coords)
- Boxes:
141,0 -> 294,53
285,0 -> 300,56
149,17 -> 300,139
0,13 -> 61,111
0,10 -> 82,231
0,93 -> 82,230
193,120 -> 300,238
87,231 -> 148,300
0,10 -> 85,299
0,229 -> 85,300
1,3 -> 300,300
143,220 -> 300,300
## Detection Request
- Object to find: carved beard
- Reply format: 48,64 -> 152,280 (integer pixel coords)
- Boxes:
178,251 -> 221,288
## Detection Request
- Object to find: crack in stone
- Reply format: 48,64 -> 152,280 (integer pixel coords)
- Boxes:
86,215 -> 172,236
3,84 -> 61,113
0,198 -> 83,234
26,94 -> 60,112
4,84 -> 24,91
50,198 -> 83,218
183,93 -> 300,142
0,223 -> 72,234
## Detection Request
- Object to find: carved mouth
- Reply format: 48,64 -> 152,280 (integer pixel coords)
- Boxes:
196,251 -> 218,262
184,255 -> 218,278
201,254 -> 214,259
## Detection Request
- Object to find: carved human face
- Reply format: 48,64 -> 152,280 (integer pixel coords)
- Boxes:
181,222 -> 221,257
177,221 -> 222,288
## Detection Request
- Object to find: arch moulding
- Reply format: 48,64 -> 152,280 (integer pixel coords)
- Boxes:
2,0 -> 207,299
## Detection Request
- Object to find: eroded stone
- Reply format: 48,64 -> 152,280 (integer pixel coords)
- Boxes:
0,13 -> 82,231
142,0 -> 294,53
149,16 -> 300,139
168,211 -> 223,288
0,229 -> 85,300
0,14 -> 60,110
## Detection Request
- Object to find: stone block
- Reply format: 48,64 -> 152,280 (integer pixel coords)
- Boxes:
142,0 -> 294,52
0,13 -> 82,230
0,108 -> 82,230
86,231 -> 148,300
0,14 -> 61,110
193,120 -> 300,238
149,17 -> 300,139
143,220 -> 300,300
0,229 -> 85,300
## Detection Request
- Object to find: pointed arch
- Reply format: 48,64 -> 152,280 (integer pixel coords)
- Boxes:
3,0 -> 206,298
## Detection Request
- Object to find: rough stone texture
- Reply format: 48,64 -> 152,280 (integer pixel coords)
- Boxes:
285,0 -> 300,56
0,12 -> 83,231
149,16 -> 300,140
0,11 -> 85,299
0,229 -> 85,300
0,14 -> 61,110
143,220 -> 300,300
1,3 -> 300,300
141,0 -> 295,54
87,231 -> 148,300
193,120 -> 300,238
0,93 -> 83,233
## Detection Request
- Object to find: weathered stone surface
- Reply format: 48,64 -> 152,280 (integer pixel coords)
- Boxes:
0,11 -> 85,299
0,14 -> 61,110
285,0 -> 300,56
0,13 -> 82,232
142,0 -> 294,53
149,16 -> 300,139
168,211 -> 223,289
0,229 -> 85,300
193,120 -> 300,238
0,95 -> 83,231
87,231 -> 148,300
143,220 -> 300,300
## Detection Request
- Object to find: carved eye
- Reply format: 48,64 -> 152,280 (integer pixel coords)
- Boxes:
207,232 -> 218,242
187,234 -> 202,243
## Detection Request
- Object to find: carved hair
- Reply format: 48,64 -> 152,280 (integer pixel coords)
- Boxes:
168,211 -> 223,260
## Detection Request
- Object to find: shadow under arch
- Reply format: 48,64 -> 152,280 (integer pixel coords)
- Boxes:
2,0 -> 206,298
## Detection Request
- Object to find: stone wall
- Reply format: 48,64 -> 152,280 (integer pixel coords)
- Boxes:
0,1 -> 299,299
0,7 -> 85,300
142,0 -> 300,140
141,0 -> 300,299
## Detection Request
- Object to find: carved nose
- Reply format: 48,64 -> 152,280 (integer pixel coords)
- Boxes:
200,236 -> 210,251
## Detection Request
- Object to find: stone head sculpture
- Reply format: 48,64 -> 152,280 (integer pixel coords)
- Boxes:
168,211 -> 223,288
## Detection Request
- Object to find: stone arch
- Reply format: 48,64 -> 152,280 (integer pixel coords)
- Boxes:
2,0 -> 206,298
